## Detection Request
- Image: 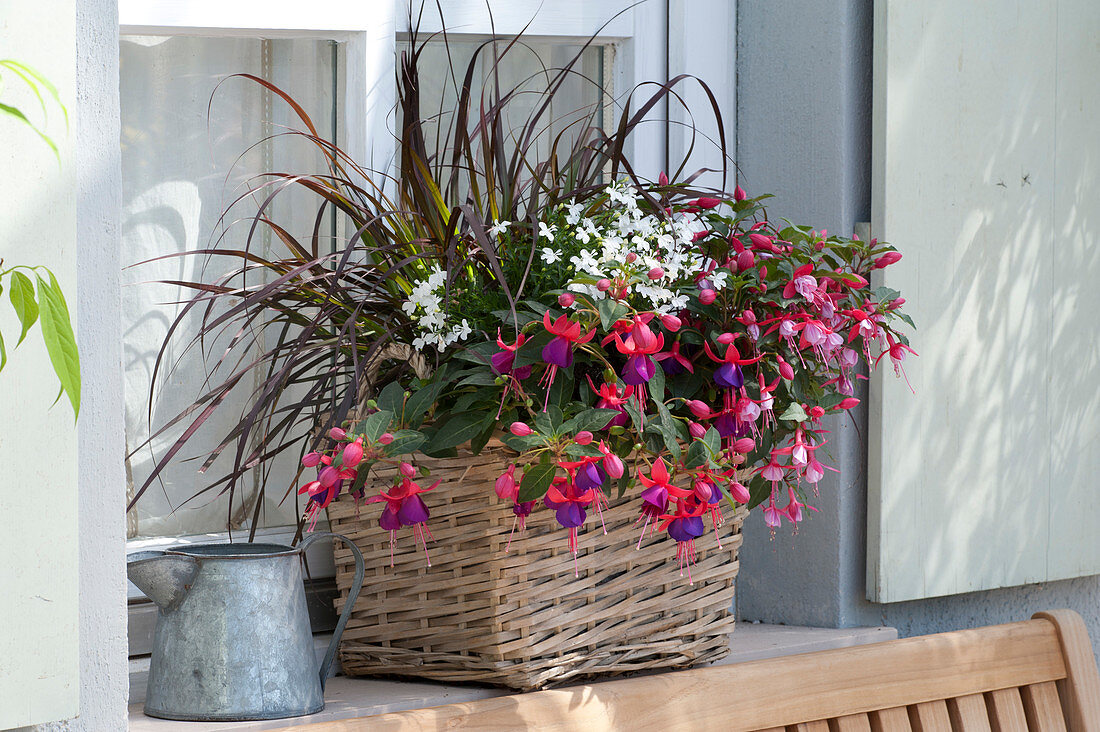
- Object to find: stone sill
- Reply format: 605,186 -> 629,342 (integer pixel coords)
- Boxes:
129,624 -> 895,731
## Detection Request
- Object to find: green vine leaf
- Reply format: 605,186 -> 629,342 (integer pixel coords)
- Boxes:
35,273 -> 79,418
9,271 -> 39,346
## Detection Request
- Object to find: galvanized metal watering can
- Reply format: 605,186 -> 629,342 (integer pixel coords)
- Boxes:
127,532 -> 364,721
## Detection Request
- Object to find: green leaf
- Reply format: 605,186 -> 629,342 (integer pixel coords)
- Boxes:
0,329 -> 6,372
500,432 -> 541,453
648,360 -> 665,401
569,408 -> 621,434
404,380 -> 443,428
703,427 -> 722,458
547,405 -> 564,431
653,399 -> 681,461
564,442 -> 603,459
381,429 -> 426,457
547,370 -> 574,412
457,371 -> 499,387
36,273 -> 79,417
9,271 -> 38,346
596,298 -> 629,331
684,439 -> 707,469
779,403 -> 808,423
376,382 -> 405,418
513,330 -> 553,368
358,409 -> 393,442
470,421 -> 496,456
517,462 -> 556,502
429,411 -> 492,451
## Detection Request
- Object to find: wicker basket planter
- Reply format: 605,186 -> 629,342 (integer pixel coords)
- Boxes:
328,438 -> 748,691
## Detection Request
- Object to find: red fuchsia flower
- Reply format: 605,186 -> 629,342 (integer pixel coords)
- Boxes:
654,340 -> 695,375
754,370 -> 781,428
298,479 -> 341,531
543,475 -> 597,576
302,451 -> 322,468
784,487 -> 819,524
763,496 -> 784,529
491,329 -> 527,375
597,441 -> 625,479
540,311 -> 595,406
691,467 -> 730,547
587,376 -> 634,428
364,470 -> 440,567
657,499 -> 709,584
703,339 -> 763,390
635,458 -> 692,548
875,332 -> 918,392
504,498 -> 537,553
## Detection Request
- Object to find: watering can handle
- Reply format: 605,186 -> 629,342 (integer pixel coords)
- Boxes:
300,531 -> 365,692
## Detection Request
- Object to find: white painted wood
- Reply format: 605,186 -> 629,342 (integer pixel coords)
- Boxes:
869,0 -> 1100,601
0,2 -> 80,726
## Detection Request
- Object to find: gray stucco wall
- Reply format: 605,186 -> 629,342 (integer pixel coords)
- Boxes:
733,0 -> 1100,651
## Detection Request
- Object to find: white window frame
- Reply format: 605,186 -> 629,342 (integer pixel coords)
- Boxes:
119,0 -> 669,603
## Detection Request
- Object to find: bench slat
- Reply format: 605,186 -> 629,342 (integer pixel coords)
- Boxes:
829,713 -> 872,731
868,707 -> 911,732
1034,610 -> 1100,732
794,722 -> 830,731
1020,681 -> 1068,732
908,701 -> 951,731
986,687 -> 1028,731
948,694 -> 993,732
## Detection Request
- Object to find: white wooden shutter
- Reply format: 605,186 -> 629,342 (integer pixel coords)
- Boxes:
868,0 -> 1100,602
0,2 -> 80,726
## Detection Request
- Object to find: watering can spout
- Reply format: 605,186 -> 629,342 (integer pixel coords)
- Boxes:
127,550 -> 200,613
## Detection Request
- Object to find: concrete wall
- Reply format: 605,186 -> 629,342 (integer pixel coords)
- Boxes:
733,0 -> 1100,655
33,0 -> 129,729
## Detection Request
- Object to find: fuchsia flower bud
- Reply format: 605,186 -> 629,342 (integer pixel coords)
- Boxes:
302,452 -> 322,468
776,354 -> 795,380
378,433 -> 394,445
495,465 -> 518,501
748,233 -> 773,249
698,288 -> 717,305
729,482 -> 751,503
809,406 -> 826,420
558,292 -> 576,307
328,427 -> 347,441
602,452 -> 625,479
717,332 -> 736,345
574,431 -> 594,445
510,422 -> 533,436
596,278 -> 612,292
889,298 -> 906,309
686,400 -> 712,419
688,422 -> 707,439
658,171 -> 669,186
399,462 -> 417,478
873,251 -> 903,268
625,252 -> 638,264
660,314 -> 682,332
343,439 -> 364,468
318,466 -> 339,488
696,197 -> 722,209
733,437 -> 756,453
648,267 -> 665,280
733,184 -> 747,202
837,398 -> 861,410
736,250 -> 755,271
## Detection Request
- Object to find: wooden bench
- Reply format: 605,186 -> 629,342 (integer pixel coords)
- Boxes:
286,609 -> 1100,731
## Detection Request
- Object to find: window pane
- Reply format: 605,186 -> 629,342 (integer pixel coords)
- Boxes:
120,36 -> 338,538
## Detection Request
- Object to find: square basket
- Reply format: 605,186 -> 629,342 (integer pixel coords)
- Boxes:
327,439 -> 747,690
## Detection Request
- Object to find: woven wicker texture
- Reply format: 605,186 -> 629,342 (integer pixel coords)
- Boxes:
329,439 -> 748,690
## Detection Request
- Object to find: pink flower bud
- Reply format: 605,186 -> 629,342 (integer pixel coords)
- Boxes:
343,439 -> 364,468
378,432 -> 394,445
809,406 -> 825,419
733,437 -> 756,454
729,481 -> 751,503
625,252 -> 638,263
717,332 -> 736,345
574,431 -> 594,446
302,452 -> 322,468
696,197 -> 722,209
558,292 -> 576,307
698,288 -> 717,305
686,400 -> 712,419
733,185 -> 747,202
692,230 -> 711,243
318,466 -> 339,488
837,398 -> 861,410
328,427 -> 347,441
889,298 -> 906,309
495,466 -> 518,501
399,462 -> 417,478
776,354 -> 795,380
736,250 -> 755,271
510,422 -> 533,436
658,171 -> 669,186
660,314 -> 682,332
873,251 -> 903,268
602,452 -> 625,479
688,422 -> 707,439
596,278 -> 612,292
748,233 -> 773,249
648,267 -> 665,280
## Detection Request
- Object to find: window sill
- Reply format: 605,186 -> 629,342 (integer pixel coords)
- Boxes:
128,624 -> 897,731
